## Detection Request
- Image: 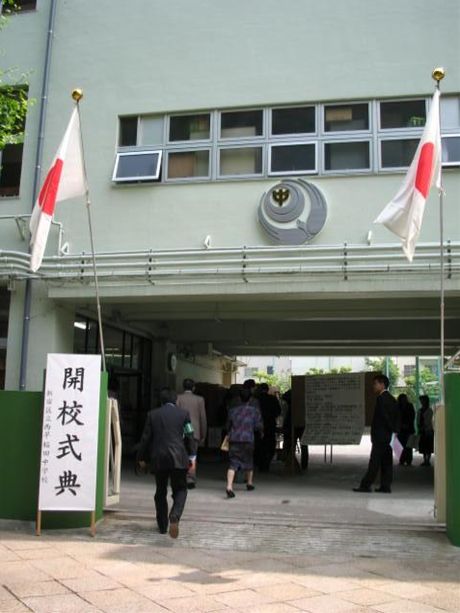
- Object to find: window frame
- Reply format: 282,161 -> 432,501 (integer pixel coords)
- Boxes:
0,142 -> 24,197
378,97 -> 428,132
165,148 -> 212,182
440,95 -> 460,132
441,134 -> 460,167
322,101 -> 371,135
112,150 -> 163,183
118,115 -> 139,147
378,135 -> 421,172
113,94 -> 460,186
322,139 -> 372,174
137,114 -> 166,147
167,112 -> 212,145
268,141 -> 318,176
218,108 -> 265,141
269,105 -> 317,138
217,144 -> 264,179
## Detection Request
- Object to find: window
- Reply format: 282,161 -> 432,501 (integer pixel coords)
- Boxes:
220,110 -> 263,139
112,150 -> 162,182
441,96 -> 460,130
324,141 -> 370,171
167,150 -> 210,179
272,106 -> 315,135
442,136 -> 460,166
269,143 -> 316,175
169,114 -> 210,142
219,147 -> 263,176
324,103 -> 369,132
381,138 -> 418,168
114,94 -> 460,184
1,0 -> 36,13
0,144 -> 23,196
380,99 -> 426,129
119,117 -> 138,146
139,116 -> 164,146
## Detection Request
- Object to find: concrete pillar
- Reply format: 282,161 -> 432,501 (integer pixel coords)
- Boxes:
5,281 -> 75,391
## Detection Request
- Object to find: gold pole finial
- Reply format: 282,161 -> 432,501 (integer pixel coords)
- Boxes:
71,88 -> 84,102
432,67 -> 445,83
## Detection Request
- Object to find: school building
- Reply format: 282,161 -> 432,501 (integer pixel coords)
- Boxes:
0,0 -> 459,439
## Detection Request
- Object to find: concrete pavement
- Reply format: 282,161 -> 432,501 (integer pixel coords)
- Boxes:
1,441 -> 458,612
1,515 -> 459,613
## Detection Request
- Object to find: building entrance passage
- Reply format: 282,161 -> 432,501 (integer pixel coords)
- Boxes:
113,367 -> 438,531
114,438 -> 436,529
62,290 -> 458,531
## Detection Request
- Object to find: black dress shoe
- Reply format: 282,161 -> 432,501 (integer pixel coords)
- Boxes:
375,487 -> 391,493
352,486 -> 371,493
187,482 -> 196,490
226,489 -> 235,498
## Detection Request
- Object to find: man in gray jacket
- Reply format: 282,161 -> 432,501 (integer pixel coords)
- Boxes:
177,378 -> 207,488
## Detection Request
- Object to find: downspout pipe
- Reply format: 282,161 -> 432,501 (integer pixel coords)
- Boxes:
19,0 -> 57,390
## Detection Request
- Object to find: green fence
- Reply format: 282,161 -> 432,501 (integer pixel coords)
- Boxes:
0,373 -> 107,529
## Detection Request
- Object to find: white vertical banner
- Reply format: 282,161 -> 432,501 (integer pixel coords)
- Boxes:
38,354 -> 102,511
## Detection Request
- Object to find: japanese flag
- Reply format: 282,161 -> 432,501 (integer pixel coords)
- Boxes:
29,108 -> 86,272
375,90 -> 441,262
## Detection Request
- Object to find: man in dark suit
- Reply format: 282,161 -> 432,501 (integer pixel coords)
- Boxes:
256,383 -> 281,472
353,374 -> 398,494
137,388 -> 197,538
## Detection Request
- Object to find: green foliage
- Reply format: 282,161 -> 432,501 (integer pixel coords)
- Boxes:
252,370 -> 291,393
365,356 -> 400,392
404,366 -> 440,406
1,0 -> 33,151
0,83 -> 28,149
306,366 -> 352,375
0,1 -> 18,31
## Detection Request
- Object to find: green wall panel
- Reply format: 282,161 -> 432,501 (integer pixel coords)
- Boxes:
445,372 -> 460,546
0,391 -> 43,520
0,373 -> 108,530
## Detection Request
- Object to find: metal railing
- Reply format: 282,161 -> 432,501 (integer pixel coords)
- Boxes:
0,241 -> 458,285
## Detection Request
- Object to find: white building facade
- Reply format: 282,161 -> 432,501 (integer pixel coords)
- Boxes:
0,0 -> 459,419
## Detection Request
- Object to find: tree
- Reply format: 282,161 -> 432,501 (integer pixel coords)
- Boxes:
404,367 -> 440,406
306,366 -> 352,375
365,357 -> 400,392
0,1 -> 32,151
252,370 -> 291,393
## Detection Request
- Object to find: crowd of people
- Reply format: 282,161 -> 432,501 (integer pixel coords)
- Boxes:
136,376 -> 435,538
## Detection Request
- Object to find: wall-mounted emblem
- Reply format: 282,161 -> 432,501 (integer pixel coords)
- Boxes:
258,179 -> 327,245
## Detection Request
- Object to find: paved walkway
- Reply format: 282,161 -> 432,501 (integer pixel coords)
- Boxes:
116,439 -> 437,527
2,443 -> 458,612
1,516 -> 460,613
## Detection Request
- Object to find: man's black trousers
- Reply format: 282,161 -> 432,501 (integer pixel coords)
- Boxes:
154,469 -> 188,532
360,442 -> 393,490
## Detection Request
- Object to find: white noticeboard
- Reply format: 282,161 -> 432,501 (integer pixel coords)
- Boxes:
301,373 -> 365,445
38,353 -> 102,512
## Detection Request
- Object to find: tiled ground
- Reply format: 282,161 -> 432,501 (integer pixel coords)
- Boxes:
1,515 -> 459,613
1,443 -> 456,611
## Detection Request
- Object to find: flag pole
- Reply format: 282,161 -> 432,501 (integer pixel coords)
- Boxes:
432,67 -> 446,404
71,89 -> 107,373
